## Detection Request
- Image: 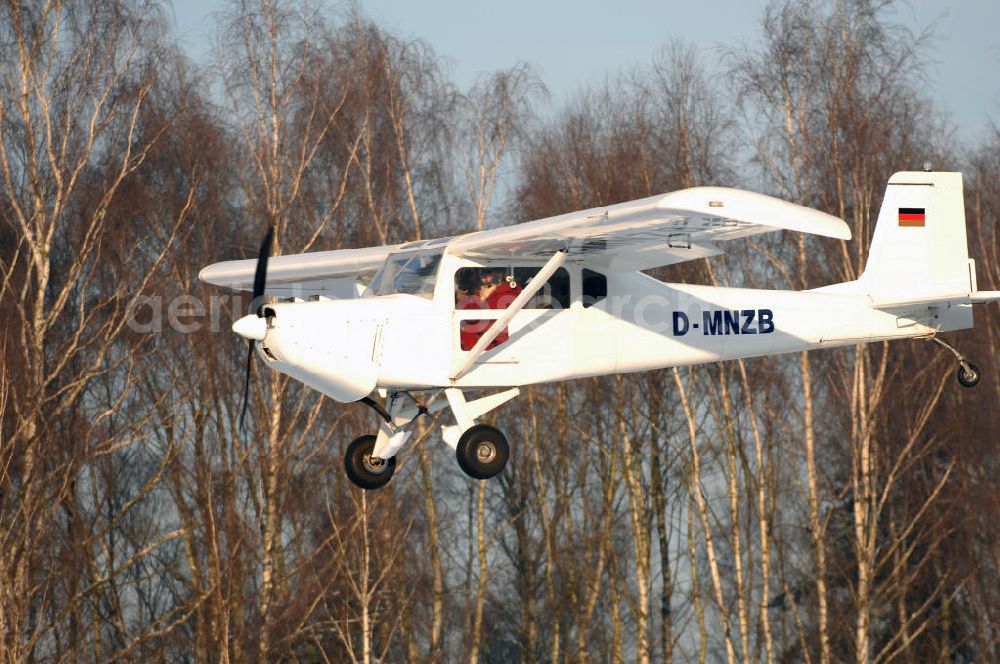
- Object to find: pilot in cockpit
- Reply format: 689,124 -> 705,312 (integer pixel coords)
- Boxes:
457,268 -> 523,350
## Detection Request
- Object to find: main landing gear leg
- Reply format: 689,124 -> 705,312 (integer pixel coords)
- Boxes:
927,336 -> 981,388
345,392 -> 447,490
443,387 -> 518,481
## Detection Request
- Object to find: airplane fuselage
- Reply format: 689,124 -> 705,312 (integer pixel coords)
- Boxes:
256,268 -> 972,401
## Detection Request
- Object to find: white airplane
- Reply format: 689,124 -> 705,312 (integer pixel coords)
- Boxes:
201,171 -> 999,490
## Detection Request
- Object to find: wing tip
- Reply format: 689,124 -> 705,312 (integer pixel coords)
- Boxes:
199,261 -> 247,287
198,263 -> 222,285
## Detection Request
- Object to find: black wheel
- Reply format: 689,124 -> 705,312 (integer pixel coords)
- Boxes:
456,425 -> 509,480
957,363 -> 981,388
344,435 -> 396,490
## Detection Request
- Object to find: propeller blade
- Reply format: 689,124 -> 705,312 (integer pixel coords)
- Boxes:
240,226 -> 274,431
252,225 -> 275,315
238,340 -> 254,430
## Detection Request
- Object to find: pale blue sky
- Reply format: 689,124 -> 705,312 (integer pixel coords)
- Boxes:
169,1 -> 1000,145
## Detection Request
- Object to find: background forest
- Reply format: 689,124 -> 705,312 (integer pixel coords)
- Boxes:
2,0 -> 1000,662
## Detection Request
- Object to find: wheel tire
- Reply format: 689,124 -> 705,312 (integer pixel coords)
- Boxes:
456,425 -> 509,480
957,363 -> 981,388
344,435 -> 396,490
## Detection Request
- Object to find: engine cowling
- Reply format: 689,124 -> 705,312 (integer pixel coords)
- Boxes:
256,301 -> 384,403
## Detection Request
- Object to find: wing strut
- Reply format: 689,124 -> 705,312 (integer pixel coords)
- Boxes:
450,249 -> 567,381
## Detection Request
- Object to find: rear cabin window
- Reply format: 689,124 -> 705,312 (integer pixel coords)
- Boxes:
582,268 -> 607,307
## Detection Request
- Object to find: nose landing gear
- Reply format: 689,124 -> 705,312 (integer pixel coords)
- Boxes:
344,434 -> 396,490
343,393 -> 436,491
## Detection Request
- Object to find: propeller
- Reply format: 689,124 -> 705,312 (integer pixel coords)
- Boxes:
238,226 -> 275,430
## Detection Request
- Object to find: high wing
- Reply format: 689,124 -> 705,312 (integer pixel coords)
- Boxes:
199,243 -> 404,298
200,187 -> 849,295
447,187 -> 850,270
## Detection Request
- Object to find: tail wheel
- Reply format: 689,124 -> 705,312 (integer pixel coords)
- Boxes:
456,424 -> 509,480
345,435 -> 396,490
957,363 -> 981,388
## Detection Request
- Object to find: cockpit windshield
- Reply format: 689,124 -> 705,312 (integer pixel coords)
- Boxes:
367,238 -> 450,299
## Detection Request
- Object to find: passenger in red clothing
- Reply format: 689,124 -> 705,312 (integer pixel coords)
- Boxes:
488,274 -> 522,309
458,268 -> 522,351
485,271 -> 522,347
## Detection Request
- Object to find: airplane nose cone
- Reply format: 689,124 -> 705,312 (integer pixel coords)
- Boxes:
233,314 -> 267,341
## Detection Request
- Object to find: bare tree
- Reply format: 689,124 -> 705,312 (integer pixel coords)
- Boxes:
730,2 -> 979,662
0,1 -> 199,658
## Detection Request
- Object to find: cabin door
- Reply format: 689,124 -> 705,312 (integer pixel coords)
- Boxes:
451,265 -> 574,386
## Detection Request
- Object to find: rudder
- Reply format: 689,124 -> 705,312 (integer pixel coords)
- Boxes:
859,171 -> 973,305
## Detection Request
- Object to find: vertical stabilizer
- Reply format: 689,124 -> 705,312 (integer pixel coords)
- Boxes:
858,171 -> 973,304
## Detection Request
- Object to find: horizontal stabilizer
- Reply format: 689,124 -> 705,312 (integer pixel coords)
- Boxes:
872,290 -> 1000,310
971,290 -> 1000,303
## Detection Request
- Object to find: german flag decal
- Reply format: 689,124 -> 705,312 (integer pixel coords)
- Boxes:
898,207 -> 926,227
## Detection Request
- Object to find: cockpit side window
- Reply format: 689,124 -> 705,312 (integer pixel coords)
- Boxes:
454,265 -> 570,352
454,266 -> 570,310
